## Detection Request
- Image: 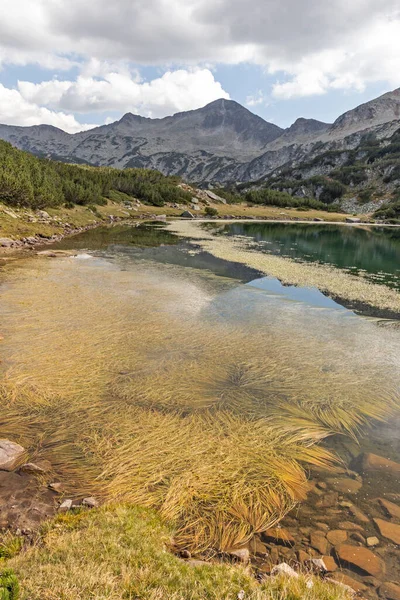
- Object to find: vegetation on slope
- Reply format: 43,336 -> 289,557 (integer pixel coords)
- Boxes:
0,140 -> 192,209
213,127 -> 400,219
6,505 -> 351,600
210,186 -> 341,212
374,188 -> 400,221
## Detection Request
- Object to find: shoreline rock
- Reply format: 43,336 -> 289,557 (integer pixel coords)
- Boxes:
0,440 -> 25,471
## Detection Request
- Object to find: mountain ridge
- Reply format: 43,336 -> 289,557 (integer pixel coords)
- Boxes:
0,88 -> 399,183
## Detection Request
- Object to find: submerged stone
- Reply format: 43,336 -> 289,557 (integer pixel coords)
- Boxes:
355,453 -> 400,475
366,536 -> 380,547
378,498 -> 400,520
379,582 -> 400,600
348,504 -> 369,523
373,518 -> 400,545
330,573 -> 367,593
310,531 -> 329,555
261,528 -> 295,547
326,530 -> 347,546
326,477 -> 362,494
335,544 -> 385,578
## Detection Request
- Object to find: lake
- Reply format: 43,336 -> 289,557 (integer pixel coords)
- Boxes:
203,221 -> 400,290
0,220 -> 399,586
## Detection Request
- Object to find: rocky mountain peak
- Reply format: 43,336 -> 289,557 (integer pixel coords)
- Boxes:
331,88 -> 400,133
0,87 -> 399,183
286,118 -> 330,135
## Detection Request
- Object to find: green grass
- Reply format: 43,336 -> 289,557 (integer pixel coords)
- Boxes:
0,569 -> 19,600
8,505 -> 351,600
0,535 -> 23,561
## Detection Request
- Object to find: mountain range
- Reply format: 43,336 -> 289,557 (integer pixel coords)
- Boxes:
0,89 -> 399,184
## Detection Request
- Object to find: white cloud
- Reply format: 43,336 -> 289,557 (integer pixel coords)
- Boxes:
245,91 -> 266,107
271,16 -> 400,99
17,68 -> 229,119
0,67 -> 229,130
0,0 -> 399,111
0,84 -> 95,133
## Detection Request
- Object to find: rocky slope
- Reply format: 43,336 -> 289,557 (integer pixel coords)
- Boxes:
0,89 -> 399,185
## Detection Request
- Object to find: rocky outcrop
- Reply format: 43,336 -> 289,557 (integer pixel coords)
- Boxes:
330,88 -> 400,136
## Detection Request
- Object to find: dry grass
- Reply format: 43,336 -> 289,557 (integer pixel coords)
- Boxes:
0,252 -> 398,551
8,504 -> 352,600
167,220 -> 400,313
206,204 -> 350,222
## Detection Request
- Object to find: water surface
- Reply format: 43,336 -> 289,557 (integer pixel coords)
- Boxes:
0,221 -> 399,554
204,222 -> 400,289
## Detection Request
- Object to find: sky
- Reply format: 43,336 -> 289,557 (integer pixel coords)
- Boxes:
0,0 -> 399,133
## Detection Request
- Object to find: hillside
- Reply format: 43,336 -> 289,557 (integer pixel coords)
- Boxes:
215,126 -> 400,222
0,139 -> 193,210
1,135 -> 399,225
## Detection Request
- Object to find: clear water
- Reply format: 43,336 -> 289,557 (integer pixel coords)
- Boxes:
0,221 -> 399,560
203,222 -> 400,290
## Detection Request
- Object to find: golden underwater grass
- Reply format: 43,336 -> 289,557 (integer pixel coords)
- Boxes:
0,254 -> 399,551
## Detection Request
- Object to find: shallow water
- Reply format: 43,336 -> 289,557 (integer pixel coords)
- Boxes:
0,222 -> 399,552
204,222 -> 400,289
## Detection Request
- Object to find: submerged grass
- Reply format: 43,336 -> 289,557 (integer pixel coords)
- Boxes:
0,253 -> 399,552
167,220 -> 400,313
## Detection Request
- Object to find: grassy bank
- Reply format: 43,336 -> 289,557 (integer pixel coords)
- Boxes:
5,504 -> 351,600
197,204 -> 351,222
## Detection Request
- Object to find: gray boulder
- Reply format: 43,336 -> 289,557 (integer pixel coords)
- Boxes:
345,217 -> 361,223
0,439 -> 25,471
0,238 -> 15,247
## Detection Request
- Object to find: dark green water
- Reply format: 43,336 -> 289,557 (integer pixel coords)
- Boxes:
204,222 -> 400,289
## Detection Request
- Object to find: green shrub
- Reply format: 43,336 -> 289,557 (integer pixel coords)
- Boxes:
375,199 -> 400,220
318,180 -> 346,204
0,140 -> 192,210
209,187 -> 242,204
0,569 -> 19,600
358,189 -> 373,204
243,186 -> 339,211
331,166 -> 368,186
204,206 -> 218,216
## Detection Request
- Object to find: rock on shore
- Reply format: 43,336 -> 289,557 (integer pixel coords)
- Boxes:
0,439 -> 25,471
